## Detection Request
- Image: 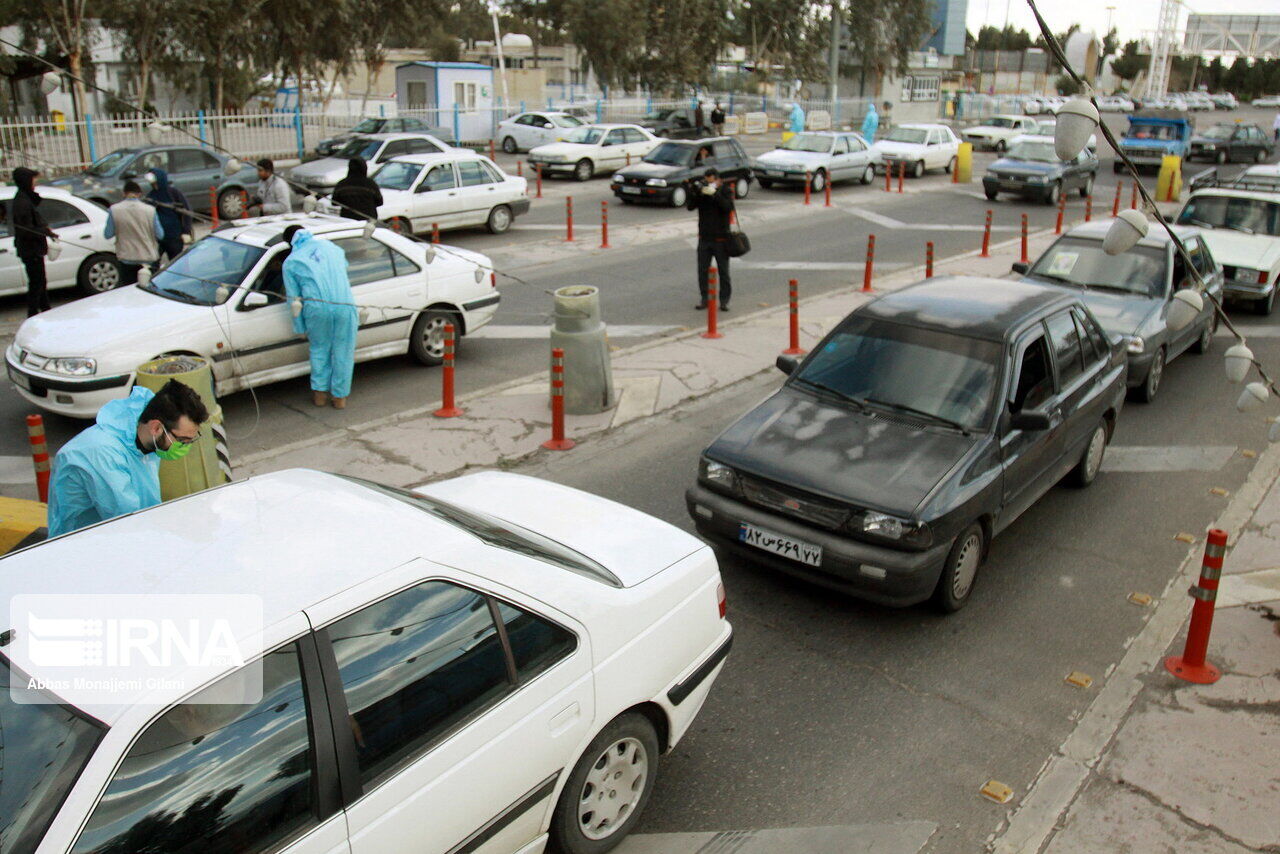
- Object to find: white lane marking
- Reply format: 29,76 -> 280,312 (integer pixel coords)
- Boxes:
0,456 -> 33,485
734,260 -> 912,271
842,208 -> 902,228
1100,445 -> 1237,473
841,207 -> 1020,231
616,822 -> 938,854
469,324 -> 679,339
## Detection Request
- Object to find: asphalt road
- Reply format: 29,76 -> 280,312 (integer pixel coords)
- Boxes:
513,309 -> 1280,852
0,108 -> 1272,462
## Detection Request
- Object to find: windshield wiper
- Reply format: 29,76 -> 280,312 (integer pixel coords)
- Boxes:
859,397 -> 971,436
793,377 -> 868,410
1223,223 -> 1256,235
1028,271 -> 1085,288
1181,216 -> 1214,228
1087,283 -> 1142,295
148,285 -> 202,304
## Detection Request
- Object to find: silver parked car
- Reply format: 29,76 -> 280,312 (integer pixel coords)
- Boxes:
47,145 -> 232,213
753,131 -> 881,191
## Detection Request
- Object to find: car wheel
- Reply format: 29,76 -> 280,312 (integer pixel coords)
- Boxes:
984,187 -> 999,200
1069,420 -> 1109,487
574,159 -> 594,182
387,216 -> 412,235
1215,149 -> 1228,164
1257,148 -> 1269,164
810,169 -> 826,192
735,176 -> 750,199
759,177 -> 773,189
945,156 -> 957,174
669,186 -> 687,207
1192,311 -> 1217,354
550,713 -> 659,854
502,136 -> 518,154
932,523 -> 985,613
486,204 -> 513,234
911,160 -> 925,179
1080,174 -> 1094,198
1112,161 -> 1124,174
995,140 -> 1007,154
77,253 -> 121,296
409,309 -> 460,367
1255,287 -> 1275,316
217,188 -> 245,220
1137,346 -> 1165,403
861,164 -> 875,184
1045,181 -> 1061,206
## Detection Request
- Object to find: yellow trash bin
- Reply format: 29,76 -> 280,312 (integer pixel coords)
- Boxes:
135,355 -> 231,501
51,110 -> 66,133
0,496 -> 47,554
1157,155 -> 1183,203
956,142 -> 974,183
781,131 -> 796,144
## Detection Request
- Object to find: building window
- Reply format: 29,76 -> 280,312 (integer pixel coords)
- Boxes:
904,76 -> 940,102
454,80 -> 478,112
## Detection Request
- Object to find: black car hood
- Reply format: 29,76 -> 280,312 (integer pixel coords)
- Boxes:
615,161 -> 689,180
708,387 -> 978,515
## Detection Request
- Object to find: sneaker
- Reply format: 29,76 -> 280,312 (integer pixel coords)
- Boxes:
331,397 -> 347,410
695,300 -> 708,310
720,302 -> 730,312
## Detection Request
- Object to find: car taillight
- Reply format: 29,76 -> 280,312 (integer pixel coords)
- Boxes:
1260,271 -> 1270,285
490,271 -> 496,288
716,582 -> 727,619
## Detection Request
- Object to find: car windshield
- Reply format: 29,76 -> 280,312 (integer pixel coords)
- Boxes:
84,150 -> 133,177
563,127 -> 606,145
1,656 -> 105,854
1130,124 -> 1178,140
1029,237 -> 1168,297
780,133 -> 832,153
143,236 -> 265,305
1201,125 -> 1235,139
350,118 -> 385,134
336,137 -> 382,160
551,114 -> 585,128
1006,140 -> 1059,163
1177,195 -> 1280,237
644,142 -> 694,166
794,317 -> 1001,431
373,161 -> 423,190
988,118 -> 1017,128
883,127 -> 928,144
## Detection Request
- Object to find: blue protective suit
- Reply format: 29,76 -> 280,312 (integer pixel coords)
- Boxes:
788,103 -> 805,134
47,387 -> 161,538
861,105 -> 879,143
283,229 -> 358,399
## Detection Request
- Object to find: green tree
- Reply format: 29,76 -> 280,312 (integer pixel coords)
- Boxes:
733,0 -> 829,84
1055,74 -> 1081,96
99,0 -> 183,112
167,0 -> 266,114
840,0 -> 935,92
1110,40 -> 1146,84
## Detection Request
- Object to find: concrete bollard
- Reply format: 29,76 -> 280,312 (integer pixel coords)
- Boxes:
550,286 -> 615,415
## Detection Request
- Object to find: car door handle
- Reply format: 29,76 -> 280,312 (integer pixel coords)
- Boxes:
549,703 -> 580,736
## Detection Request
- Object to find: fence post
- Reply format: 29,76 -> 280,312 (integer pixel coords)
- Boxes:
596,99 -> 603,122
197,110 -> 208,148
379,103 -> 386,117
293,103 -> 304,159
520,100 -> 526,114
453,102 -> 461,147
85,113 -> 97,162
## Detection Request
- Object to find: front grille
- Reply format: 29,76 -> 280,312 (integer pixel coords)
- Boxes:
1127,147 -> 1165,159
739,475 -> 851,530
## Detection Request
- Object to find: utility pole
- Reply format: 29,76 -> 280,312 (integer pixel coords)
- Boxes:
490,5 -> 510,112
829,3 -> 841,109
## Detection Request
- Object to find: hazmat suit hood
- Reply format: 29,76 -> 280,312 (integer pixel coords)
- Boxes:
290,228 -> 314,249
98,386 -> 155,447
12,166 -> 38,195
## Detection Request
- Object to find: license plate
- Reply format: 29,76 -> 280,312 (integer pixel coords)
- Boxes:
768,170 -> 785,176
738,523 -> 822,566
7,365 -> 30,391
621,186 -> 641,194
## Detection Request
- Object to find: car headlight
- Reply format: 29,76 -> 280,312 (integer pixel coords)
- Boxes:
699,457 -> 740,496
612,173 -> 623,182
849,511 -> 932,548
645,178 -> 667,187
48,357 -> 97,376
1123,335 -> 1146,354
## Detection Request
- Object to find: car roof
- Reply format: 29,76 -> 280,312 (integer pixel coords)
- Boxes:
0,184 -> 86,203
858,276 -> 1075,341
899,123 -> 949,130
210,212 -> 378,246
1063,219 -> 1199,248
1188,186 -> 1280,203
388,151 -> 488,166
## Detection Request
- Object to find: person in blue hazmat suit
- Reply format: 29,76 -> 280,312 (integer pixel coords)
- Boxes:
47,380 -> 210,538
788,102 -> 806,135
282,225 -> 359,409
861,102 -> 880,144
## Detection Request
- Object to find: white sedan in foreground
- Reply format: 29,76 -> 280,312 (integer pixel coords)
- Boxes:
4,468 -> 732,854
872,123 -> 961,178
527,124 -> 663,181
6,214 -> 499,418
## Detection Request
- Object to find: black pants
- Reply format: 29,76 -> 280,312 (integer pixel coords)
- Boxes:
21,255 -> 49,317
697,238 -> 732,304
159,236 -> 184,263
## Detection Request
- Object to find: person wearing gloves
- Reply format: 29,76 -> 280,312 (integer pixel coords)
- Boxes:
10,167 -> 60,316
246,158 -> 293,217
329,157 -> 383,222
685,167 -> 735,312
145,167 -> 193,262
105,180 -> 163,285
47,380 -> 210,538
282,226 -> 359,409
861,102 -> 880,144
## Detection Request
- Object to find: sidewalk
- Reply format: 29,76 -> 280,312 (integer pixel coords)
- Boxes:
991,442 -> 1280,853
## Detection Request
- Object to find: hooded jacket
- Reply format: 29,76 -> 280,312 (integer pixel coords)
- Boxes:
10,167 -> 53,260
330,158 -> 384,222
146,168 -> 193,240
861,105 -> 880,143
47,387 -> 162,537
282,229 -> 356,335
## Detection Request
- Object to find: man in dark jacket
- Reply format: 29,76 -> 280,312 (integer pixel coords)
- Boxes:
685,167 -> 734,312
329,157 -> 383,222
694,100 -> 706,136
145,167 -> 193,263
9,167 -> 58,317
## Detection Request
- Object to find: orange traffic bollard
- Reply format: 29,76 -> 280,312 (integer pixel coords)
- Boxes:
863,234 -> 876,292
702,266 -> 724,339
600,200 -> 610,249
824,176 -> 832,207
536,163 -> 543,198
884,165 -> 891,192
542,348 -> 575,450
432,323 -> 464,418
782,278 -> 805,356
489,138 -> 496,160
431,222 -> 440,244
1111,182 -> 1122,217
240,190 -> 248,219
517,160 -> 523,177
26,415 -> 49,504
1130,179 -> 1139,210
565,196 -> 574,242
1085,194 -> 1093,222
804,172 -> 812,205
897,161 -> 905,193
209,187 -> 219,227
1020,213 -> 1029,264
1165,529 -> 1228,684
925,241 -> 934,278
980,209 -> 992,257
1055,192 -> 1066,234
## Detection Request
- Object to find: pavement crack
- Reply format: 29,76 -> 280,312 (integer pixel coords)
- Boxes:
1113,777 -> 1280,853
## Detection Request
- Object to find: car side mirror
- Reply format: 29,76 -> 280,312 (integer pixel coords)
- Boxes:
776,354 -> 799,375
241,291 -> 271,309
1010,409 -> 1051,431
1011,261 -> 1030,275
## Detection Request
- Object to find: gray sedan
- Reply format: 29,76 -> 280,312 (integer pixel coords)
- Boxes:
983,136 -> 1098,205
1015,221 -> 1223,402
753,131 -> 880,191
47,145 -> 232,213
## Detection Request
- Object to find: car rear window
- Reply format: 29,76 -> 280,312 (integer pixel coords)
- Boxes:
1,657 -> 105,854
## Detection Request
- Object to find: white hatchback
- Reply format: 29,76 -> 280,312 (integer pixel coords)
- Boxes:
960,115 -> 1038,153
527,124 -> 662,182
6,214 -> 499,418
872,123 -> 962,178
496,111 -> 588,153
2,468 -> 732,854
0,185 -> 121,297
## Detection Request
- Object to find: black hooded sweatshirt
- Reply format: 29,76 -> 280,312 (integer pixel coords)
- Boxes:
10,167 -> 54,259
330,158 -> 384,222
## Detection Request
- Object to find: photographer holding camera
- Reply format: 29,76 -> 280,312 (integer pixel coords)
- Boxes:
686,167 -> 734,312
245,158 -> 293,217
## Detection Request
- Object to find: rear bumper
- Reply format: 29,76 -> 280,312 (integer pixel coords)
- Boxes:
982,176 -> 1052,198
510,198 -> 532,216
1224,281 -> 1273,302
527,160 -> 577,175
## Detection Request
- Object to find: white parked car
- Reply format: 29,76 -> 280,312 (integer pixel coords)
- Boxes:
6,214 -> 499,418
333,151 -> 529,236
960,114 -> 1039,152
0,185 -> 121,296
527,124 -> 662,182
1,467 -> 733,854
496,111 -> 588,153
872,123 -> 961,178
1096,95 -> 1135,112
1252,95 -> 1280,108
1021,96 -> 1047,115
1176,188 -> 1280,315
753,130 -> 880,190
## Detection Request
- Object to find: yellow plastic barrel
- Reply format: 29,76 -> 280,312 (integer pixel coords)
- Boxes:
135,356 -> 231,501
51,110 -> 66,133
1157,155 -> 1183,203
956,142 -> 974,183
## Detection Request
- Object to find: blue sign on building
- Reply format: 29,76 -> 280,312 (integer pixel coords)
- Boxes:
927,0 -> 969,57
